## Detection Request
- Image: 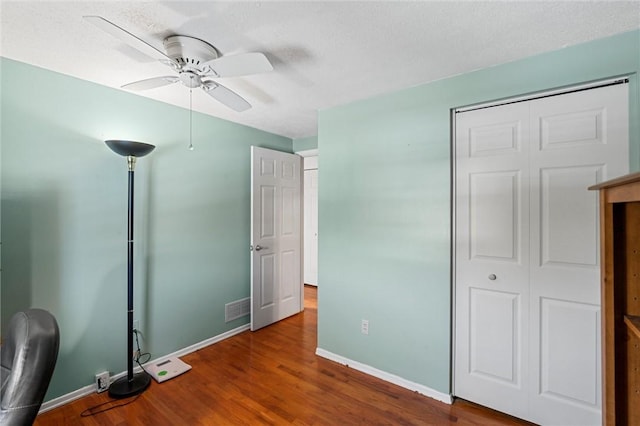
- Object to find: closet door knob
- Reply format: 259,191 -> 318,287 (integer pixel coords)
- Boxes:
488,274 -> 497,281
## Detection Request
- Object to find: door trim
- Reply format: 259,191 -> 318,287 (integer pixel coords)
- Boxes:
455,76 -> 629,114
295,148 -> 319,157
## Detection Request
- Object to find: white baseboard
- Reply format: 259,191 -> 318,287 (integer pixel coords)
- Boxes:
315,347 -> 452,405
152,324 -> 250,363
39,383 -> 96,413
39,323 -> 251,414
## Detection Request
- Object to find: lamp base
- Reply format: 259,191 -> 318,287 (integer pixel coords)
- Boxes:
108,372 -> 151,399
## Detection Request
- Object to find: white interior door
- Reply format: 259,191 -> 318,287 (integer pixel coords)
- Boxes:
304,168 -> 318,286
251,146 -> 303,331
455,83 -> 629,425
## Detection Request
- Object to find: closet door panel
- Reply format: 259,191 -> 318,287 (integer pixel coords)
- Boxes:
528,84 -> 629,425
454,102 -> 530,419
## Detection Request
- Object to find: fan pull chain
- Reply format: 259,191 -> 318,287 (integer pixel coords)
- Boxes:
188,76 -> 194,151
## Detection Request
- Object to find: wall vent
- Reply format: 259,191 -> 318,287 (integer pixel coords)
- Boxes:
225,297 -> 250,323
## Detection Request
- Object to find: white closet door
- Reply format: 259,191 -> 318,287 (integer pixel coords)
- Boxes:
454,101 -> 531,419
527,84 -> 628,425
455,83 -> 629,425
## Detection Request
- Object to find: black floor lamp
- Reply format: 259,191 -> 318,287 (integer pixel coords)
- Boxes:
105,140 -> 155,398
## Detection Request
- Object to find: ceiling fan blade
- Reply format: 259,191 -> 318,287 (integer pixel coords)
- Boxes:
202,82 -> 251,112
122,76 -> 179,91
201,52 -> 273,78
84,16 -> 176,66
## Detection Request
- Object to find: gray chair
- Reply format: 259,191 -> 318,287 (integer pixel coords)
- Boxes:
1,309 -> 60,425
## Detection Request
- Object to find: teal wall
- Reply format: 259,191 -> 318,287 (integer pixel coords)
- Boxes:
293,135 -> 318,152
0,58 -> 292,401
317,30 -> 640,394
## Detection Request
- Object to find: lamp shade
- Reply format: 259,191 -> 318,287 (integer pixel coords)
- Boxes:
105,140 -> 155,157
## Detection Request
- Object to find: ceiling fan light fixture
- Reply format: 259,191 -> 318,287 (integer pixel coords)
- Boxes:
180,71 -> 202,88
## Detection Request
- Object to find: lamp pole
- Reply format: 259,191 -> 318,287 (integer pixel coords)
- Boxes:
105,140 -> 155,399
126,155 -> 135,384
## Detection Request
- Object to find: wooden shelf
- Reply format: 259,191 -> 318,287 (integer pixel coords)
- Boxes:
624,315 -> 640,341
591,172 -> 640,425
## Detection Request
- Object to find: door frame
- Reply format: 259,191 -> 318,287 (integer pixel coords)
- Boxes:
450,75 -> 631,397
302,155 -> 318,286
296,148 -> 319,288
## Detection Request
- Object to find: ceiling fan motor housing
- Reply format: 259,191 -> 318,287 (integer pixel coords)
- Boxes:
163,35 -> 218,70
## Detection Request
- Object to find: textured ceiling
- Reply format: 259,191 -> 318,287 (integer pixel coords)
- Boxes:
1,1 -> 639,139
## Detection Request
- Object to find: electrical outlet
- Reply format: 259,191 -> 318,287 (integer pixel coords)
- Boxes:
361,319 -> 369,335
95,371 -> 109,393
133,319 -> 139,332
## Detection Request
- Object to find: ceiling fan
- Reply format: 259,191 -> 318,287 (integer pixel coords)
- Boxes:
84,16 -> 273,112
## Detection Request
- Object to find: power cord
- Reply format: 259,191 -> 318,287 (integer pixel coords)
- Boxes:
80,329 -> 152,418
80,394 -> 141,417
133,328 -> 152,373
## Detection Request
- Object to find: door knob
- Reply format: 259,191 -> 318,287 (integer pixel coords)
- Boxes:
255,245 -> 265,251
488,274 -> 497,280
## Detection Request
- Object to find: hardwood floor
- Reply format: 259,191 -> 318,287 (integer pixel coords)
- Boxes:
36,286 -> 529,425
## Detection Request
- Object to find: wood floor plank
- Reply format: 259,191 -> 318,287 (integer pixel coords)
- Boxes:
35,286 -> 529,425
